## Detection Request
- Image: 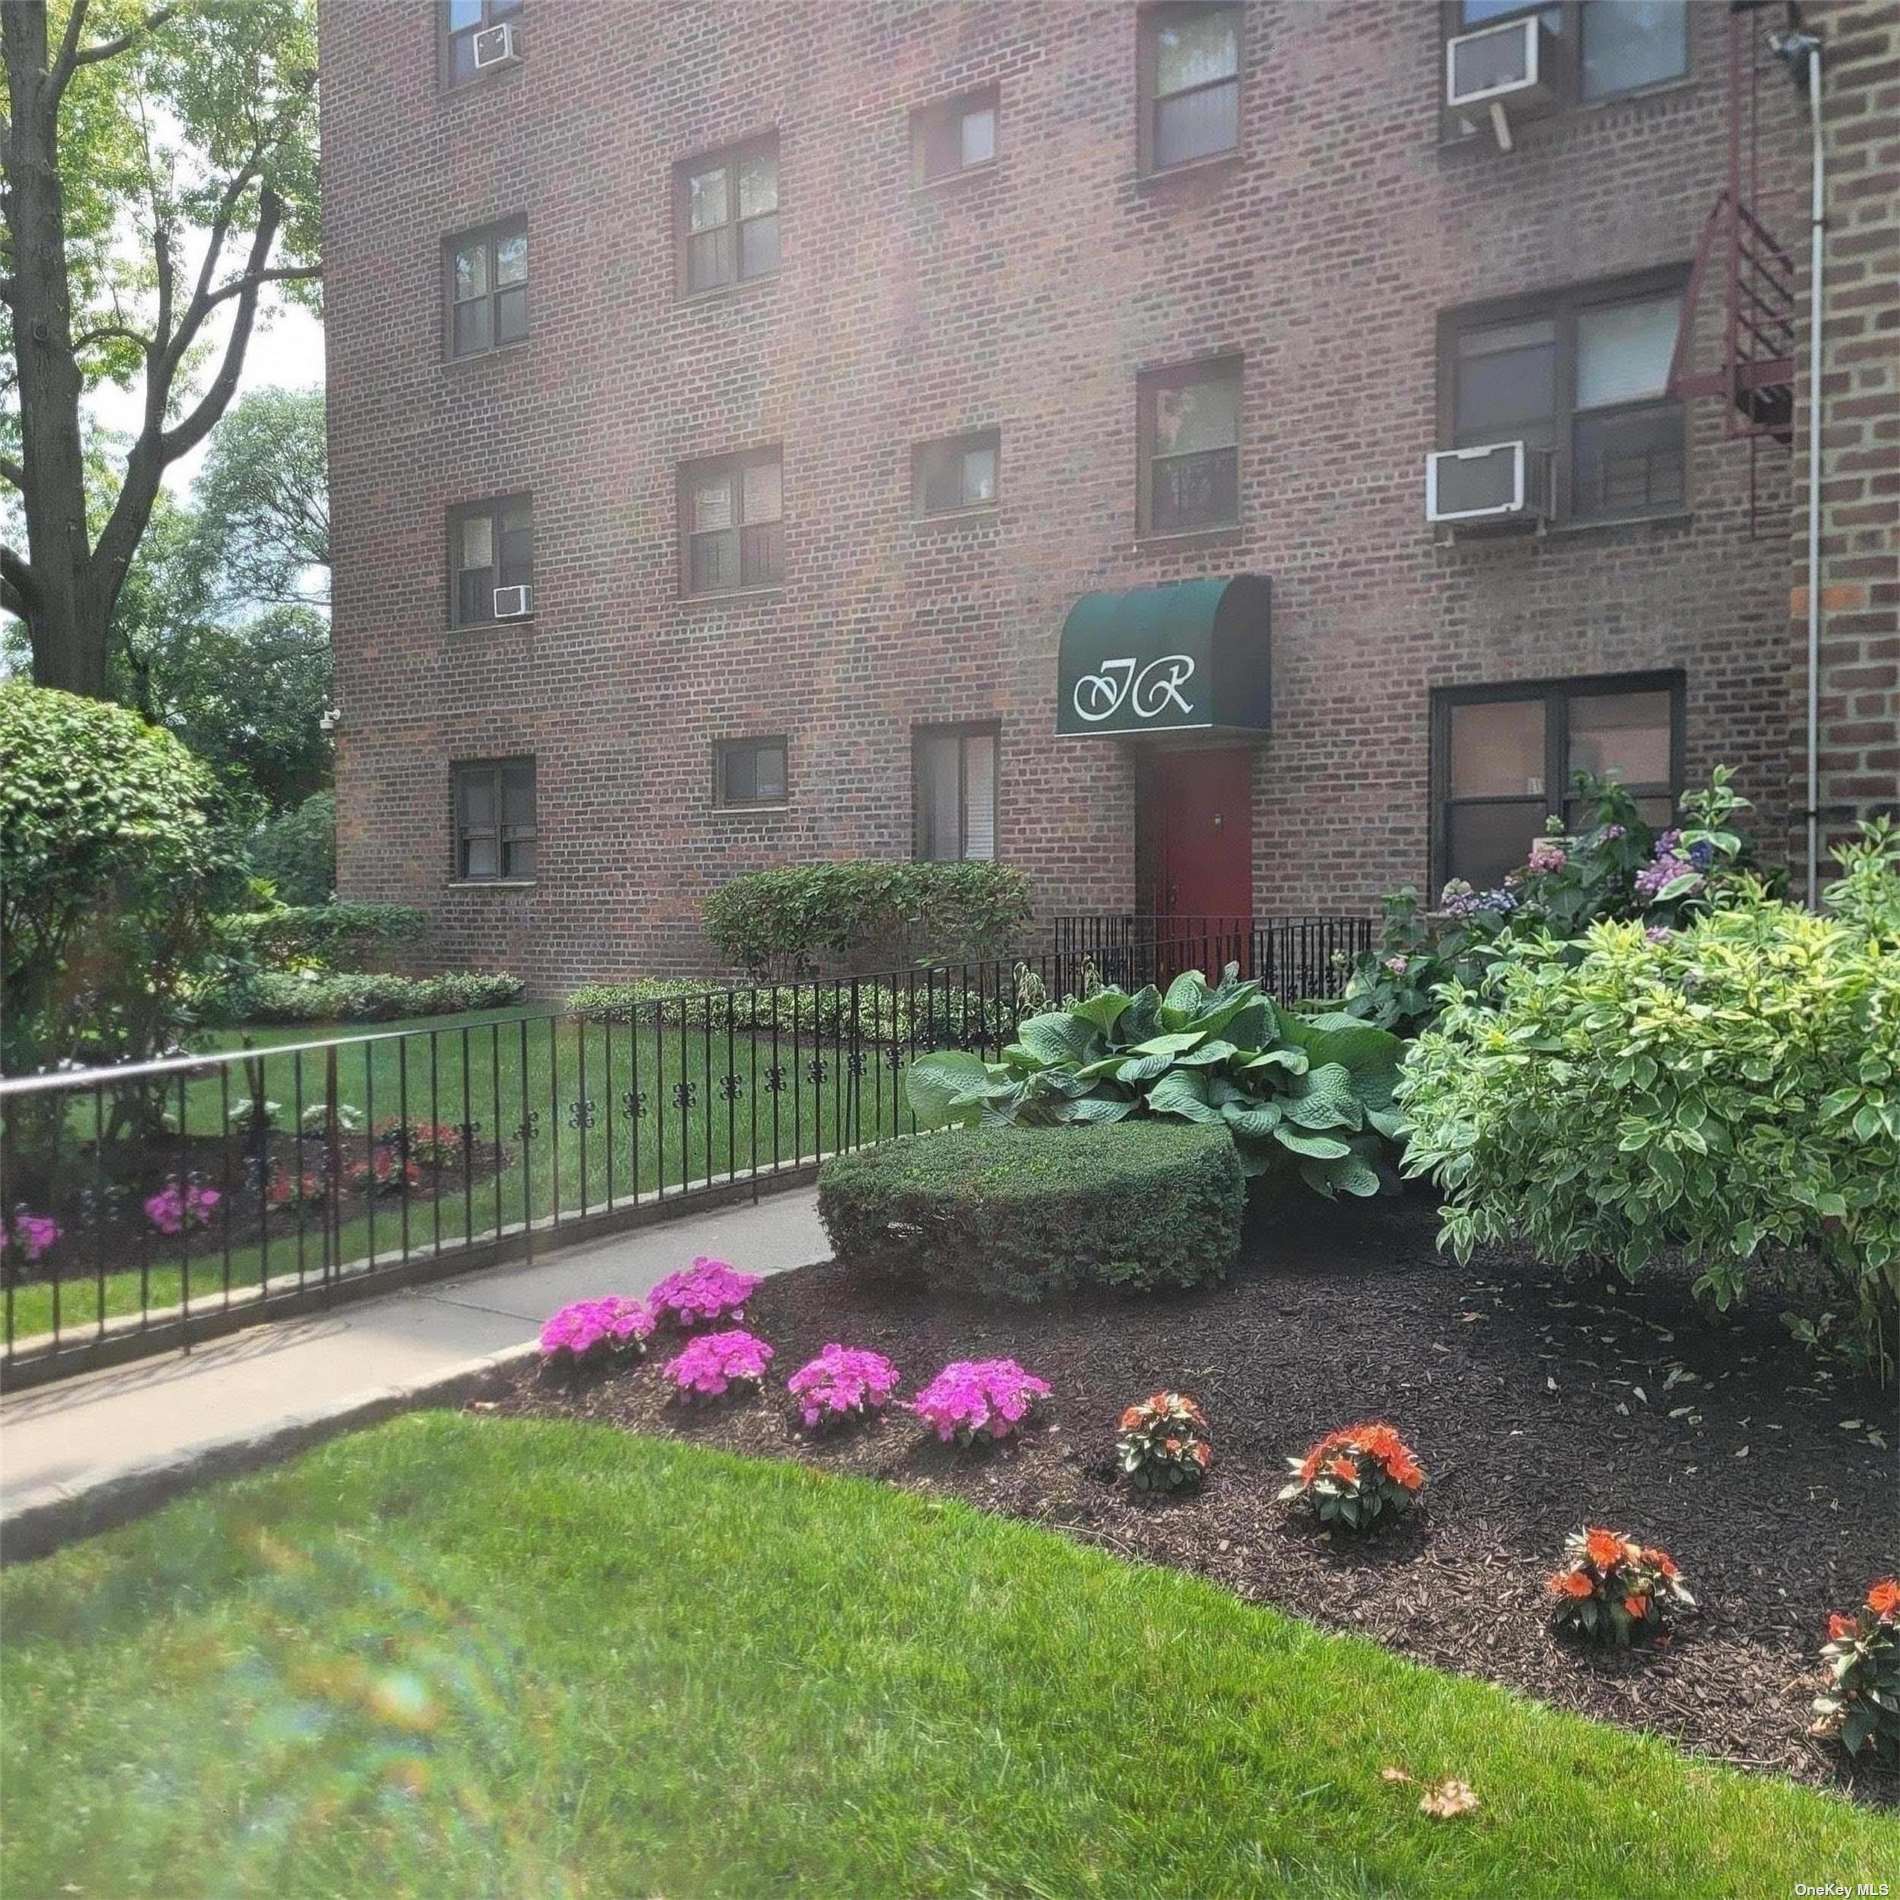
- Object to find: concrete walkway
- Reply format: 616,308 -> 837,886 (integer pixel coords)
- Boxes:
0,1186 -> 829,1546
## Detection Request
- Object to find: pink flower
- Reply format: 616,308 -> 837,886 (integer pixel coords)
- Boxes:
1527,838 -> 1567,874
538,1296 -> 655,1361
647,1257 -> 762,1329
143,1181 -> 220,1236
664,1328 -> 774,1399
787,1344 -> 900,1430
910,1358 -> 1051,1444
7,1211 -> 61,1264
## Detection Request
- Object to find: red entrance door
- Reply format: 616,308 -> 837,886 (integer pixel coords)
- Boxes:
1151,748 -> 1254,927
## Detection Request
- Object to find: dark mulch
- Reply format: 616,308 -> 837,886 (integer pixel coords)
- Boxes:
483,1191 -> 1899,1803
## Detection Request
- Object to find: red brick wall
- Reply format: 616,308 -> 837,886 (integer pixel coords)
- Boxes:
322,0 -> 1814,992
1791,0 -> 1900,885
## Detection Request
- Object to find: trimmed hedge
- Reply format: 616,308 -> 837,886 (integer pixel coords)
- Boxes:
703,860 -> 1032,975
221,903 -> 430,972
817,1123 -> 1244,1302
208,970 -> 525,1025
567,976 -> 1014,1047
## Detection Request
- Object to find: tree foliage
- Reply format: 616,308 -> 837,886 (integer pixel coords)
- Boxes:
1,0 -> 320,693
190,382 -> 326,609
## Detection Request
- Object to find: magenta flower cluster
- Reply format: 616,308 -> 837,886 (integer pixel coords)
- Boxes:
911,1358 -> 1052,1444
1526,837 -> 1567,874
539,1296 -> 655,1362
665,1328 -> 775,1399
787,1344 -> 901,1431
6,1211 -> 61,1263
647,1257 -> 761,1329
144,1180 -> 220,1235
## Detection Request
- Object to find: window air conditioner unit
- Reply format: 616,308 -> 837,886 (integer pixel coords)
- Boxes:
471,21 -> 516,69
1446,16 -> 1556,150
1425,442 -> 1554,525
494,583 -> 532,617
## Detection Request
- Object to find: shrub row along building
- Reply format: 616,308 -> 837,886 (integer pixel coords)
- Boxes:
321,0 -> 1899,989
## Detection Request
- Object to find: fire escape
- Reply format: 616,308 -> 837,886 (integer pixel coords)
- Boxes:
1665,4 -> 1804,530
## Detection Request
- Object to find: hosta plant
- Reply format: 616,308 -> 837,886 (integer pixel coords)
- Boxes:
664,1328 -> 774,1401
1546,1527 -> 1694,1646
538,1296 -> 655,1368
1116,1391 -> 1213,1493
786,1344 -> 901,1433
1278,1421 -> 1425,1533
907,964 -> 1402,1200
1813,1577 -> 1900,1764
647,1257 -> 761,1329
911,1358 -> 1051,1445
1400,835 -> 1900,1381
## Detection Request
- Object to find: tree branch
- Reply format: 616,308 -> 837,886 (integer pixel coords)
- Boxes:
197,261 -> 320,316
71,323 -> 152,356
52,4 -> 176,95
0,543 -> 39,618
50,0 -> 93,90
0,453 -> 23,491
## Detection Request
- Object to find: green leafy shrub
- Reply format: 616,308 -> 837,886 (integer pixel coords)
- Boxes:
703,860 -> 1032,975
1332,769 -> 1762,1038
906,965 -> 1402,1200
567,975 -> 1013,1048
210,970 -> 525,1024
817,1123 -> 1244,1301
246,790 -> 336,906
222,902 -> 430,972
0,682 -> 246,1080
1399,844 -> 1900,1379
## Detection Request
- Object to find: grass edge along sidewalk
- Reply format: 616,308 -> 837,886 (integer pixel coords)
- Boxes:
3,1414 -> 1893,1900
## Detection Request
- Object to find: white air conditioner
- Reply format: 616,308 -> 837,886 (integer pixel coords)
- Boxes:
1446,15 -> 1556,149
1425,441 -> 1555,525
471,21 -> 516,69
494,583 -> 533,617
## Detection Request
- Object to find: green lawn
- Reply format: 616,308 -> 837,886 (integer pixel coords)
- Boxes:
12,1002 -> 914,1343
3,1416 -> 1891,1899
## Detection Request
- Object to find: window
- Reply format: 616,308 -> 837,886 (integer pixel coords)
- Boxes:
1444,2 -> 1687,113
1433,675 -> 1680,890
681,449 -> 783,595
676,139 -> 779,296
1141,4 -> 1241,172
913,430 -> 999,516
914,726 -> 998,861
1443,275 -> 1684,521
1139,359 -> 1240,535
715,738 -> 789,809
446,220 -> 527,358
453,759 -> 537,881
441,0 -> 520,87
448,495 -> 532,626
912,87 -> 998,184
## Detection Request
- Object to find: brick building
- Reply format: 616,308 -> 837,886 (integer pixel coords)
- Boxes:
320,0 -> 1898,992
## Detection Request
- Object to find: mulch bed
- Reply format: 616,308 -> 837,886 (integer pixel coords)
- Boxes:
482,1191 -> 1898,1804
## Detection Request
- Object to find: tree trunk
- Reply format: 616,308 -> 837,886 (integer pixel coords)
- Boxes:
2,0 -> 110,694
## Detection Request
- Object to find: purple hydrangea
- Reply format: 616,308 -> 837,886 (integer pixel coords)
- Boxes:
787,1343 -> 901,1431
1527,838 -> 1567,874
1645,926 -> 1673,944
1438,879 -> 1477,918
1598,823 -> 1627,842
538,1295 -> 655,1362
664,1328 -> 774,1400
6,1211 -> 61,1264
1635,856 -> 1699,901
1686,838 -> 1715,870
144,1180 -> 220,1235
911,1358 -> 1052,1445
647,1257 -> 761,1329
1383,955 -> 1408,976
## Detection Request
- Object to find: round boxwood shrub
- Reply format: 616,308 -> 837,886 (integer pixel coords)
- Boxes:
817,1123 -> 1244,1302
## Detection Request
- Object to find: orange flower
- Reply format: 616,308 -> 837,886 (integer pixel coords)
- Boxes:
1192,1441 -> 1213,1468
1644,1547 -> 1680,1580
1146,1391 -> 1172,1410
1622,1593 -> 1650,1621
1163,1437 -> 1183,1455
1385,1454 -> 1425,1490
1549,1569 -> 1594,1599
1298,1451 -> 1324,1484
1119,1406 -> 1144,1433
1584,1527 -> 1624,1571
1867,1577 -> 1900,1619
1326,1455 -> 1359,1485
1828,1612 -> 1857,1641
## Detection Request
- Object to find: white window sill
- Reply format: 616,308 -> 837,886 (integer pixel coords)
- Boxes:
911,159 -> 1002,194
1134,150 -> 1243,191
710,803 -> 790,816
442,341 -> 531,371
447,615 -> 536,634
446,879 -> 538,890
681,586 -> 786,607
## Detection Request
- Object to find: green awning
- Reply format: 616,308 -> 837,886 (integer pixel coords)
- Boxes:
1055,575 -> 1271,738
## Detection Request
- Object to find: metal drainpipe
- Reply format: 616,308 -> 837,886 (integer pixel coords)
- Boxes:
1801,37 -> 1816,908
1786,31 -> 1827,908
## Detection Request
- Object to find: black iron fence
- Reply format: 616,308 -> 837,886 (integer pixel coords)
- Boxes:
1052,913 -> 1374,997
0,923 -> 1365,1386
